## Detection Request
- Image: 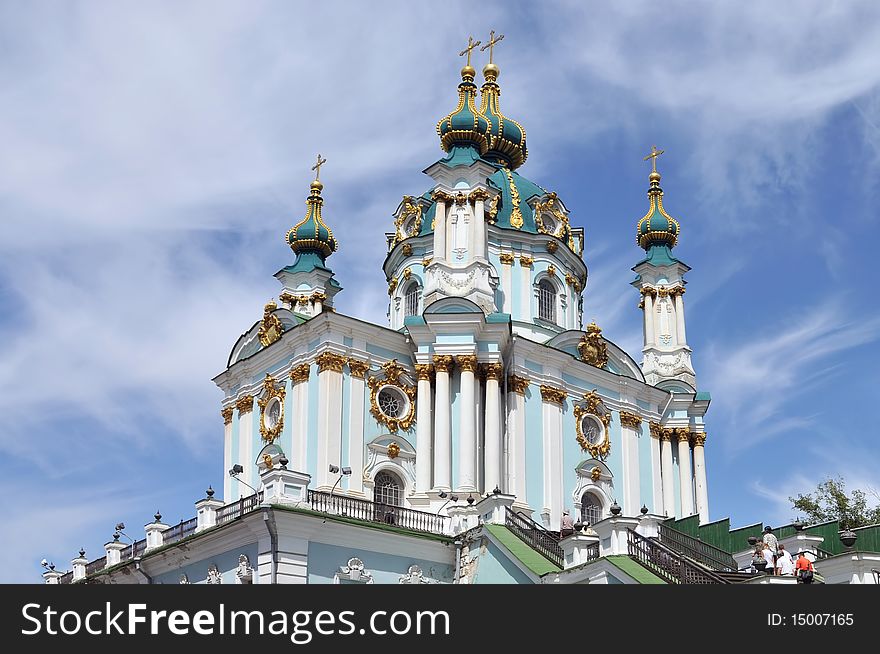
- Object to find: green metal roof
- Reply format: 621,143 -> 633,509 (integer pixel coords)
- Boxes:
485,524 -> 561,576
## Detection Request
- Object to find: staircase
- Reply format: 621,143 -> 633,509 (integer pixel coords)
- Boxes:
627,529 -> 730,584
657,523 -> 739,571
504,506 -> 564,568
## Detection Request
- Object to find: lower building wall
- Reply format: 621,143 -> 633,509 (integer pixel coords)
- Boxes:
470,541 -> 533,584
306,542 -> 454,584
152,542 -> 259,585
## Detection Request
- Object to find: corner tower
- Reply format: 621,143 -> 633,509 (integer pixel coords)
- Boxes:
631,147 -> 696,389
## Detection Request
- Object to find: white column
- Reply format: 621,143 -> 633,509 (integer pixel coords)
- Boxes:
483,363 -> 503,494
472,193 -> 486,259
674,290 -> 687,345
347,360 -> 368,495
432,194 -> 447,263
290,364 -> 311,473
676,429 -> 695,517
415,364 -> 434,493
316,352 -> 345,489
649,423 -> 663,513
619,413 -> 642,517
236,395 -> 255,496
432,355 -> 453,491
222,407 -> 234,501
500,256 -> 513,313
507,376 -> 528,504
520,259 -> 531,322
540,385 -> 566,530
693,433 -> 709,523
643,291 -> 655,346
660,429 -> 675,517
457,355 -> 478,492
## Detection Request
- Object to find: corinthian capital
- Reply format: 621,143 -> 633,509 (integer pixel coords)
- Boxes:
456,355 -> 479,372
432,354 -> 454,372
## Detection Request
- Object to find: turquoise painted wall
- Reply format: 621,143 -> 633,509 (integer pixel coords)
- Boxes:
524,388 -> 543,519
307,542 -> 454,584
281,378 -> 294,464
561,400 -> 581,513
473,540 -> 533,584
605,415 -> 623,503
366,343 -> 411,362
152,542 -> 259,585
511,261 -> 521,319
638,424 -> 656,512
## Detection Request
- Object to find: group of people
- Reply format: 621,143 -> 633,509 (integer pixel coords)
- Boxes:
752,526 -> 816,583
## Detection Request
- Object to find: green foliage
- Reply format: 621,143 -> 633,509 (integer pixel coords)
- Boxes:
789,477 -> 880,530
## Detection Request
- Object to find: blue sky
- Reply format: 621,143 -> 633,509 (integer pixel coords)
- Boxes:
2,1 -> 879,582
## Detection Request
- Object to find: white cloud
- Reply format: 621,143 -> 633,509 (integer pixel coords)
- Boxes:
702,299 -> 880,452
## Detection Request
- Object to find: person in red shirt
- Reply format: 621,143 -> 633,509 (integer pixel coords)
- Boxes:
795,551 -> 815,584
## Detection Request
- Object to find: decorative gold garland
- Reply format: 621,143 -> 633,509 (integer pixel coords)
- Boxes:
257,374 -> 286,444
367,359 -> 417,432
573,390 -> 611,459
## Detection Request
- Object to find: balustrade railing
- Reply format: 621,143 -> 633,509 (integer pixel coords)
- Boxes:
504,506 -> 564,568
308,490 -> 447,535
627,529 -> 727,584
163,517 -> 198,545
216,491 -> 265,525
658,523 -> 738,571
85,556 -> 107,576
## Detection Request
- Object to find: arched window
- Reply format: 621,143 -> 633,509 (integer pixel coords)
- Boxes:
538,279 -> 556,323
375,471 -> 403,507
404,282 -> 420,318
580,492 -> 602,526
374,470 -> 404,525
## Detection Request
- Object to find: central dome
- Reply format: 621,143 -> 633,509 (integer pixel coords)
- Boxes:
436,66 -> 490,155
480,63 -> 528,170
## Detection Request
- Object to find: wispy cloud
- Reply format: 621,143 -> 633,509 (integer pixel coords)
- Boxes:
703,299 -> 880,451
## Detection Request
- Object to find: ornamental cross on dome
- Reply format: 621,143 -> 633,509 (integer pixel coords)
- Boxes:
643,145 -> 664,173
459,36 -> 482,67
480,30 -> 504,63
311,153 -> 327,180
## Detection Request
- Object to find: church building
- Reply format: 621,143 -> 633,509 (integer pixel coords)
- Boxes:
43,36 -> 879,585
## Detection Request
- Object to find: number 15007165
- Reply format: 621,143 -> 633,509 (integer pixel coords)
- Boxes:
768,613 -> 854,627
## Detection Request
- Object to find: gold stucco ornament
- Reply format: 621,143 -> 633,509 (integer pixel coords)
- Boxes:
577,322 -> 608,369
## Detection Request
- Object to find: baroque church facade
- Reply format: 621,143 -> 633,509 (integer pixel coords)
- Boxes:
218,46 -> 709,533
46,39 -> 875,586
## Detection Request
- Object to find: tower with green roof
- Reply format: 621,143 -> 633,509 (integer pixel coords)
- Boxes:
276,155 -> 342,319
631,146 -> 696,391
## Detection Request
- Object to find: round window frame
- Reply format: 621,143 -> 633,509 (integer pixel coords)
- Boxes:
540,212 -> 558,235
579,414 -> 605,446
376,384 -> 410,421
263,396 -> 282,430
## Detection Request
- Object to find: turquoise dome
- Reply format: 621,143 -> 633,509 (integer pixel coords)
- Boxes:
480,63 -> 527,170
437,66 -> 490,155
637,171 -> 679,250
287,179 -> 337,260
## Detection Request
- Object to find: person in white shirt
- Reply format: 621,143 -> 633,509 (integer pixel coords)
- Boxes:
776,543 -> 794,575
776,546 -> 794,575
762,543 -> 775,574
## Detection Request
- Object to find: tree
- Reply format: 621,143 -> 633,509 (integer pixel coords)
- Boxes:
789,477 -> 880,530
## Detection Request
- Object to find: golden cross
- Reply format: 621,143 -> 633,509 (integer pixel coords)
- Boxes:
311,153 -> 327,180
459,36 -> 482,67
643,145 -> 665,173
480,30 -> 505,64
